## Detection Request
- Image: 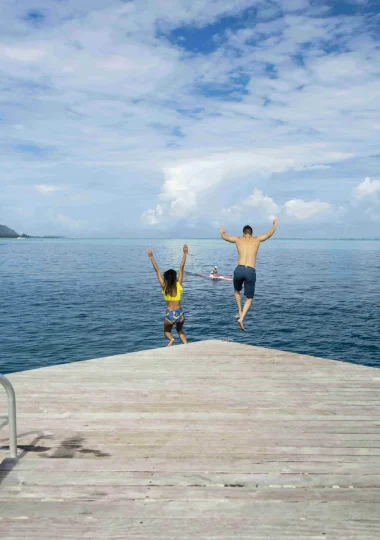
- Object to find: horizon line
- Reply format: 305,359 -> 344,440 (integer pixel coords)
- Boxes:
4,237 -> 380,241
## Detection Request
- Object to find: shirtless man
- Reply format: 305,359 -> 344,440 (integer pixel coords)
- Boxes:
220,219 -> 279,331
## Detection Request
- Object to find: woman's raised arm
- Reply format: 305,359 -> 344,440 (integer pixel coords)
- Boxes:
178,244 -> 188,285
147,249 -> 164,287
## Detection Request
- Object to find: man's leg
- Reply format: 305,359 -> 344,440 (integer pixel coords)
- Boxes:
234,290 -> 243,319
237,269 -> 256,331
233,267 -> 244,319
237,298 -> 253,331
164,319 -> 175,346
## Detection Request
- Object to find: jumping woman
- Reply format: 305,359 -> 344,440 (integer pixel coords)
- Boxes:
147,244 -> 188,346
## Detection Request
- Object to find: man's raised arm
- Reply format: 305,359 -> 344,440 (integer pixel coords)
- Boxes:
257,219 -> 279,242
220,227 -> 238,243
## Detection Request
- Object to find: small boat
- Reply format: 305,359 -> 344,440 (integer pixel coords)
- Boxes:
196,273 -> 233,281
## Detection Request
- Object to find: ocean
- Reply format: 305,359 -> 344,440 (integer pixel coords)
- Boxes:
1,238 -> 379,374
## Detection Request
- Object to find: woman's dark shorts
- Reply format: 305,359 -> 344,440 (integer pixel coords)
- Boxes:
233,265 -> 256,298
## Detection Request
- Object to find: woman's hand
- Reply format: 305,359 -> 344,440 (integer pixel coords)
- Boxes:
183,244 -> 188,254
147,248 -> 153,258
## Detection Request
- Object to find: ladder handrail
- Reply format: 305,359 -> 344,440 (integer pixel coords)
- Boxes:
0,374 -> 17,459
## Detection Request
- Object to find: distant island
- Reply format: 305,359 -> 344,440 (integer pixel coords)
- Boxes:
0,224 -> 63,239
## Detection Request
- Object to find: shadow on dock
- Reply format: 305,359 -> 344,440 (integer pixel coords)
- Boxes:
1,432 -> 110,486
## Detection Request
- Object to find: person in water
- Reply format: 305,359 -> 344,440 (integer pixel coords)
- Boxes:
211,266 -> 218,276
220,219 -> 279,331
147,244 -> 188,346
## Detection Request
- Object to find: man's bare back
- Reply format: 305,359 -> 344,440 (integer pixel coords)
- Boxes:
235,235 -> 261,268
219,219 -> 279,331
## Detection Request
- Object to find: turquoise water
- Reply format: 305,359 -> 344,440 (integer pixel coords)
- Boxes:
1,238 -> 379,373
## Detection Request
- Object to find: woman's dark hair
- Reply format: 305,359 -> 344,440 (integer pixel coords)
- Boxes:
163,269 -> 177,296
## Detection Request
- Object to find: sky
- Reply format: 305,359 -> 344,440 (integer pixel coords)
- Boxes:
0,0 -> 380,238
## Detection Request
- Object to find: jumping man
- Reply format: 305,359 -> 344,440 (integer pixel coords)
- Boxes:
220,219 -> 279,331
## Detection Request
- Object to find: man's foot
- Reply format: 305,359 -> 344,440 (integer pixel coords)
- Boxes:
235,314 -> 242,319
167,338 -> 175,347
237,318 -> 245,331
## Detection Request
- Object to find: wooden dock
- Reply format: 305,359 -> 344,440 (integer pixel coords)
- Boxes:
1,340 -> 380,539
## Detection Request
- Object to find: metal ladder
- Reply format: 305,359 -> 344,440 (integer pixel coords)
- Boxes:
0,374 -> 17,458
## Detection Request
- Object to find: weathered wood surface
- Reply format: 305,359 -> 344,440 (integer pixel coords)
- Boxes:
1,339 -> 379,539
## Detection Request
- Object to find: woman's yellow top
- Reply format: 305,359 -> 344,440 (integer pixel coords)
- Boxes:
162,281 -> 183,301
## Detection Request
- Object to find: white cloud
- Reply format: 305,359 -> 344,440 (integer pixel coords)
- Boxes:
159,159 -> 229,218
56,213 -> 81,229
0,45 -> 46,62
294,164 -> 331,171
222,205 -> 241,218
222,189 -> 279,222
140,204 -> 164,225
223,189 -> 335,225
35,184 -> 65,195
245,188 -> 279,219
354,177 -> 380,201
284,199 -> 331,220
153,147 -> 349,220
364,207 -> 380,222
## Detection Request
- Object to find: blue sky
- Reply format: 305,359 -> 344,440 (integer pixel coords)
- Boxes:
1,0 -> 380,237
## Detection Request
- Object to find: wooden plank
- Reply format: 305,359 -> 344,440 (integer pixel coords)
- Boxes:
1,499 -> 380,519
5,430 -> 380,443
2,470 -> 380,488
2,457 -> 380,474
1,517 -> 380,540
2,487 -> 380,505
